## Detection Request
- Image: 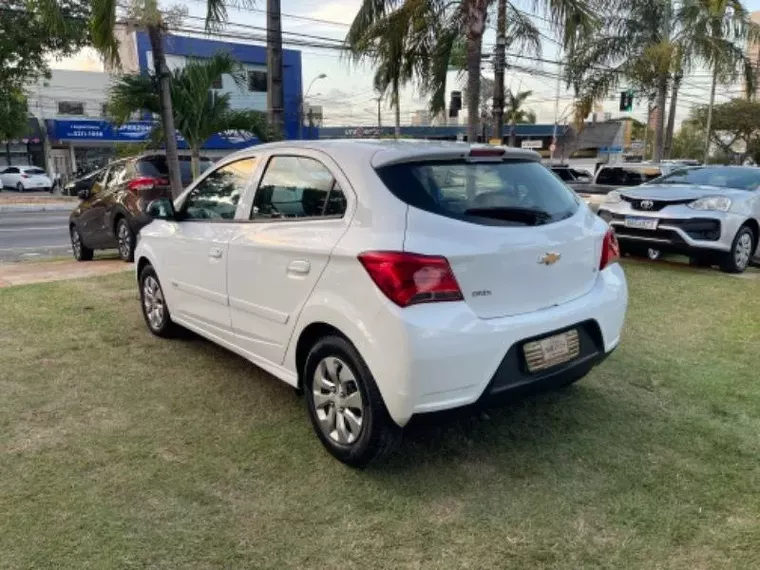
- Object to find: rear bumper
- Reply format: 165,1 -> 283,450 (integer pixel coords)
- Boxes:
366,264 -> 628,426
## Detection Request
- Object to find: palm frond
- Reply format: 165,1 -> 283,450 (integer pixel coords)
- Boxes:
90,0 -> 120,66
106,73 -> 160,125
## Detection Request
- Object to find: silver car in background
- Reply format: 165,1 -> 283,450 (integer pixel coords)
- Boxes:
598,166 -> 760,273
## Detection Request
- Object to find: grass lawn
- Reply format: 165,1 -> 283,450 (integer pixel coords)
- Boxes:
1,261 -> 759,569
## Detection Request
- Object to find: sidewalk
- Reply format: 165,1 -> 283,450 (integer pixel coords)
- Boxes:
0,259 -> 132,288
0,194 -> 77,212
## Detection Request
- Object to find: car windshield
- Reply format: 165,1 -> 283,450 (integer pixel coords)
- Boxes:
651,167 -> 760,190
376,159 -> 579,226
24,168 -> 46,175
138,156 -> 213,186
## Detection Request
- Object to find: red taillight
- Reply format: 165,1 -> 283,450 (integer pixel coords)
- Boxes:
357,251 -> 464,307
128,177 -> 161,192
599,228 -> 620,270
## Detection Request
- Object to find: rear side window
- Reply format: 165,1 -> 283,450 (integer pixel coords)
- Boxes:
376,159 -> 579,226
252,156 -> 346,220
137,156 -> 213,186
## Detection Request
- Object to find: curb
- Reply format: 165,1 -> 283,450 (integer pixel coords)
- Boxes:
0,204 -> 74,213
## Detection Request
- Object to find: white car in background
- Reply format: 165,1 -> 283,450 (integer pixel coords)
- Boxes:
0,165 -> 53,192
134,140 -> 629,466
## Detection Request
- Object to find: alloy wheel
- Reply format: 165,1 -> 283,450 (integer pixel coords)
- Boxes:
312,356 -> 364,445
71,228 -> 82,258
142,275 -> 165,330
118,222 -> 131,259
735,232 -> 752,270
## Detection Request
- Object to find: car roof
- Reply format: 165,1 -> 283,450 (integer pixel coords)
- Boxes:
223,139 -> 541,168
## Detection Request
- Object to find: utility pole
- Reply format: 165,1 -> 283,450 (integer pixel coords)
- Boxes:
266,0 -> 284,138
491,0 -> 507,142
653,0 -> 671,162
703,68 -> 718,163
550,57 -> 562,164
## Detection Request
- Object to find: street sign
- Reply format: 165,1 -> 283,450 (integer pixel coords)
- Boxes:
521,140 -> 543,149
630,140 -> 644,150
600,146 -> 623,154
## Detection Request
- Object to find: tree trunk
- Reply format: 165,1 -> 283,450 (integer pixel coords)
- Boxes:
465,0 -> 487,142
704,68 -> 718,163
653,72 -> 668,162
267,0 -> 284,138
664,70 -> 682,159
190,145 -> 200,181
492,0 -> 506,142
509,117 -> 516,147
393,82 -> 401,139
148,25 -> 183,199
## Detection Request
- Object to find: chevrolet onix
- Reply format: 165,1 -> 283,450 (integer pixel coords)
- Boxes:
135,140 -> 628,466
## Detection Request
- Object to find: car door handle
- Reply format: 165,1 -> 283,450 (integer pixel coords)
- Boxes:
287,260 -> 311,275
209,247 -> 223,259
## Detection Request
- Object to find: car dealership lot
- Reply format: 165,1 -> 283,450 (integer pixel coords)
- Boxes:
1,261 -> 758,568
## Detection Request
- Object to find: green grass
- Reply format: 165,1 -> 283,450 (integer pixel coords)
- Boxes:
1,262 -> 759,569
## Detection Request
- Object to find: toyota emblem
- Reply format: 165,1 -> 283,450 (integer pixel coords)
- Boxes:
640,199 -> 654,210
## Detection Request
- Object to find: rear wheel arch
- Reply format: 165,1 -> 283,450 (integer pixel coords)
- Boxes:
295,322 -> 347,389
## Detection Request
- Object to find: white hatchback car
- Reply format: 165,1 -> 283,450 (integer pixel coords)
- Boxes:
135,140 -> 628,466
0,165 -> 53,192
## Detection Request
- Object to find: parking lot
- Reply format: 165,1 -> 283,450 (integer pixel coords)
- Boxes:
1,260 -> 758,569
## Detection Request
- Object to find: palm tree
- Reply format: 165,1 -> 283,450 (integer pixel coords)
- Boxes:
346,0 -> 594,143
505,89 -> 536,146
107,54 -> 272,179
41,0 -> 255,198
566,0 -> 757,162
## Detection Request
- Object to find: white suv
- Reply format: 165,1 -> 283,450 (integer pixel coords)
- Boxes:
135,140 -> 628,466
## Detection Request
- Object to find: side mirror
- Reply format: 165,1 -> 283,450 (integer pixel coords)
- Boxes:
77,189 -> 90,200
147,198 -> 176,220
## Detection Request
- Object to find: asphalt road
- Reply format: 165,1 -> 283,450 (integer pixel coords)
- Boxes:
0,210 -> 72,262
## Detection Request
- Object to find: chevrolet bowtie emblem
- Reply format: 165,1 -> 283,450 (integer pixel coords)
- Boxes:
538,252 -> 561,265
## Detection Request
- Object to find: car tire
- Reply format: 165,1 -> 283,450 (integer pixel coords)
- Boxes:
721,225 -> 755,274
70,225 -> 93,261
139,265 -> 179,338
16,182 -> 24,193
304,335 -> 401,467
116,218 -> 135,262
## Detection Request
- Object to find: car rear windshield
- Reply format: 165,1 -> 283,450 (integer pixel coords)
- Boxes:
653,167 -> 760,190
137,156 -> 213,186
375,159 -> 579,226
24,167 -> 46,175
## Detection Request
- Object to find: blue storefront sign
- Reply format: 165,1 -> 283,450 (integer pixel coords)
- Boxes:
46,119 -> 260,150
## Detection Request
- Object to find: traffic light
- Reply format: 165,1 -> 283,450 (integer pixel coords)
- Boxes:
619,90 -> 634,112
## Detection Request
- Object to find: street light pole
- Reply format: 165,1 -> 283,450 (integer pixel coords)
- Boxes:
300,73 -> 326,139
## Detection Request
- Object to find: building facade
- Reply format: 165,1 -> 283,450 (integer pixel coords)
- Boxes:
28,31 -> 304,180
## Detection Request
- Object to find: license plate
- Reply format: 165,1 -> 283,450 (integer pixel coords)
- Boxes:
523,330 -> 580,373
625,216 -> 658,230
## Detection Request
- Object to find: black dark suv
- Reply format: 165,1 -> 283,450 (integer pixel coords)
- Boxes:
69,153 -> 212,261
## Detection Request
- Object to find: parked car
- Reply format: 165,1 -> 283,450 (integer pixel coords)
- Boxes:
598,165 -> 760,273
62,167 -> 106,197
550,164 -> 593,189
134,140 -> 629,466
69,153 -> 212,262
0,165 -> 53,192
578,163 -> 669,212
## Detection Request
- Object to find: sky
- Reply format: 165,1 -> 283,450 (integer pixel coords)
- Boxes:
50,0 -> 760,129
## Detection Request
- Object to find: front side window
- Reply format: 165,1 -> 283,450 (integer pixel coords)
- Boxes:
376,159 -> 579,226
181,157 -> 259,221
252,156 -> 346,220
23,168 -> 46,175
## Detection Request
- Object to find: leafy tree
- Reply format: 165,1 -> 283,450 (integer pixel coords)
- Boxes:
670,119 -> 705,159
0,0 -> 90,139
505,90 -> 536,146
346,0 -> 593,142
566,0 -> 757,162
690,98 -> 760,158
40,0 -> 255,198
107,53 -> 272,179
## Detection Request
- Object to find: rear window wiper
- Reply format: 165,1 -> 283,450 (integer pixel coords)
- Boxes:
463,206 -> 553,225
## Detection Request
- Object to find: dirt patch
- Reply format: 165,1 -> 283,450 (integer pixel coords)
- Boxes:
0,259 -> 132,287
